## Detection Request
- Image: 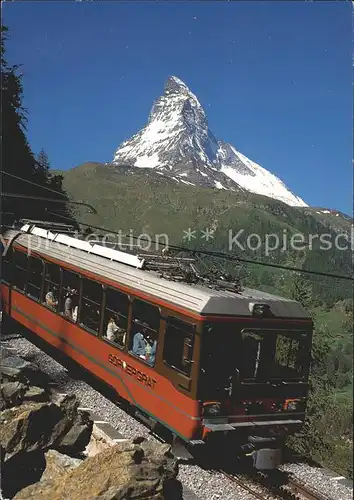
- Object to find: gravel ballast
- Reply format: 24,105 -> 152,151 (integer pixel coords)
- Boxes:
3,336 -> 352,500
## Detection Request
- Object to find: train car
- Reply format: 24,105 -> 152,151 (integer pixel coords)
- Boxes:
0,221 -> 313,469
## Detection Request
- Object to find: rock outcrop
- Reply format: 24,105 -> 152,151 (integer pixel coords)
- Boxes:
15,438 -> 180,500
0,345 -> 181,499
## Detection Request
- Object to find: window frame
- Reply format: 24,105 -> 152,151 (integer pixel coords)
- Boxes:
240,328 -> 310,381
26,255 -> 44,302
128,297 -> 161,367
1,245 -> 13,284
79,276 -> 104,336
42,260 -> 61,311
12,249 -> 28,292
59,268 -> 81,322
163,316 -> 195,377
102,286 -> 130,350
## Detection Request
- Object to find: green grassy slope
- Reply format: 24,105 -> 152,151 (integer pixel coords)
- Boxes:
57,162 -> 352,305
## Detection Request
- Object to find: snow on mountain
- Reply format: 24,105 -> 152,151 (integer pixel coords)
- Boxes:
113,76 -> 307,207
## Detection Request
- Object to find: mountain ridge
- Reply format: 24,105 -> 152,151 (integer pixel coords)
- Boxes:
112,76 -> 307,207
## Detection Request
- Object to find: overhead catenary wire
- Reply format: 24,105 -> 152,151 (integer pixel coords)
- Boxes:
1,192 -> 97,214
2,171 -> 97,213
2,172 -> 350,282
4,221 -> 345,294
44,209 -> 354,282
2,171 -> 69,198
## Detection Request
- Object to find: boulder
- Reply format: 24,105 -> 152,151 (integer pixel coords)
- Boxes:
50,394 -> 93,457
133,437 -> 178,480
41,449 -> 83,482
23,385 -> 48,403
0,381 -> 28,410
54,407 -> 93,456
15,440 -> 182,500
3,449 -> 82,498
2,450 -> 47,498
0,397 -> 93,498
0,402 -> 64,459
0,398 -> 93,460
0,354 -> 50,388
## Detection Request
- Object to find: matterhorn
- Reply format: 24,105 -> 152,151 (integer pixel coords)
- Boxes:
113,76 -> 307,207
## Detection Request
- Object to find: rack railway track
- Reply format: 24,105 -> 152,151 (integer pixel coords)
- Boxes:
219,469 -> 332,500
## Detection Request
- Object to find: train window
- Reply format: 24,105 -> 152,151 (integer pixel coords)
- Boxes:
60,269 -> 80,321
13,250 -> 28,291
2,246 -> 13,283
103,288 -> 129,348
240,330 -> 308,380
43,262 -> 61,311
129,299 -> 160,366
163,317 -> 194,377
132,299 -> 160,332
26,257 -> 43,300
80,278 -> 103,334
274,334 -> 302,376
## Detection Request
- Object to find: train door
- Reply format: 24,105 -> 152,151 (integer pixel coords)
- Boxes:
159,316 -> 196,392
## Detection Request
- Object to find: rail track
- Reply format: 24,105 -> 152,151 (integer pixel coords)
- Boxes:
219,470 -> 271,499
219,469 -> 332,500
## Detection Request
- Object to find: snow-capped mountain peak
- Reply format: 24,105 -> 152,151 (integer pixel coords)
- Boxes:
113,76 -> 307,207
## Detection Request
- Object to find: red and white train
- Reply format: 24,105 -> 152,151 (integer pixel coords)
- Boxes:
0,221 -> 313,469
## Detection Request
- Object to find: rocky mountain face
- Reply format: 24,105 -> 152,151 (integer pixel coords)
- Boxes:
112,76 -> 307,207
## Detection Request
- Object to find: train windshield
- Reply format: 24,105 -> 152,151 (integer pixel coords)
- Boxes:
240,329 -> 310,381
199,324 -> 311,398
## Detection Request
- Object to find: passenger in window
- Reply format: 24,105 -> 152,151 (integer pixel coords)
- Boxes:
64,288 -> 78,319
72,305 -> 78,322
132,328 -> 147,357
72,288 -> 79,306
106,316 -> 123,343
146,333 -> 157,366
115,318 -> 126,345
46,288 -> 58,309
64,290 -> 73,318
106,316 -> 126,345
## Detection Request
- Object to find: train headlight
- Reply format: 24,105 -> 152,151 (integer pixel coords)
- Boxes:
248,302 -> 272,317
203,402 -> 222,417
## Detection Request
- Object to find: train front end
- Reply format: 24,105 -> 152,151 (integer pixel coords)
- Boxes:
197,300 -> 313,470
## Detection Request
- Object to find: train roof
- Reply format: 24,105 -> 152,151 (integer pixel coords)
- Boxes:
4,227 -> 311,320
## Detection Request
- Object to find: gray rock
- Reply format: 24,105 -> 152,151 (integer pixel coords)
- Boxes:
0,402 -> 63,459
0,354 -> 49,387
0,381 -> 28,409
54,409 -> 93,456
40,449 -> 83,484
3,449 -> 82,498
0,398 -> 93,460
0,396 -> 93,498
14,440 -> 181,500
23,386 -> 48,403
134,437 -> 178,481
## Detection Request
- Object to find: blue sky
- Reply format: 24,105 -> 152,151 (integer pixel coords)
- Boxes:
3,1 -> 352,214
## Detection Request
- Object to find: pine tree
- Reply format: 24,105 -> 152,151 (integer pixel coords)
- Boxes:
1,25 -> 76,228
1,25 -> 36,225
35,149 -> 50,178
